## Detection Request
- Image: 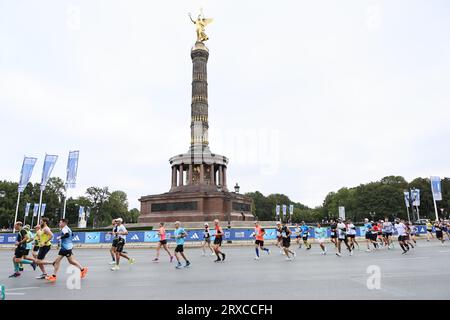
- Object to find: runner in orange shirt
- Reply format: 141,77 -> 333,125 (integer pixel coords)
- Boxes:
253,221 -> 270,260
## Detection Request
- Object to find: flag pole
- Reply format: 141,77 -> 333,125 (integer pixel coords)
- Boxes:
13,192 -> 21,232
406,206 -> 411,224
62,189 -> 68,219
433,197 -> 439,222
31,209 -> 35,228
37,189 -> 44,224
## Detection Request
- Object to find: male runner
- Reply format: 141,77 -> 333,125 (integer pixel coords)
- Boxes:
382,217 -> 394,249
300,221 -> 312,250
394,219 -> 410,254
173,221 -> 191,269
45,219 -> 88,282
330,219 -> 337,248
280,221 -> 296,260
31,224 -> 41,259
108,219 -> 118,265
253,221 -> 270,260
9,222 -> 36,278
336,218 -> 352,257
434,220 -> 445,245
213,219 -> 226,262
294,223 -> 302,248
275,222 -> 284,253
346,219 -> 357,251
314,223 -> 327,255
153,222 -> 173,262
364,218 -> 377,252
111,218 -> 135,271
35,217 -> 53,279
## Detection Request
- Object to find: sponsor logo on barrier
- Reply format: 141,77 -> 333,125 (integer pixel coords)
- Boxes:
235,232 -> 245,238
0,236 -> 4,243
131,234 -> 139,241
85,232 -> 100,244
225,231 -> 231,239
105,234 -> 112,241
191,233 -> 199,240
7,236 -> 16,243
72,235 -> 80,242
144,231 -> 158,242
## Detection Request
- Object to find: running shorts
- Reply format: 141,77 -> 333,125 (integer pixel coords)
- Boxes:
37,245 -> 51,260
14,247 -> 27,259
204,238 -> 211,243
436,231 -> 443,239
112,238 -> 119,247
116,239 -> 125,253
347,234 -> 355,239
302,235 -> 309,241
159,240 -> 167,245
175,245 -> 184,253
255,240 -> 264,247
398,235 -> 407,242
213,237 -> 222,246
33,245 -> 39,252
282,238 -> 291,248
58,248 -> 73,257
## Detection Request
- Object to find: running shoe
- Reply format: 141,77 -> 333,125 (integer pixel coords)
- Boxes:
129,258 -> 136,265
36,274 -> 47,279
336,253 -> 342,257
254,256 -> 260,260
285,257 -> 292,261
175,262 -> 183,269
293,252 -> 297,259
109,261 -> 116,265
365,249 -> 371,252
184,261 -> 191,268
266,249 -> 270,255
81,267 -> 88,279
350,250 -> 353,256
111,265 -> 120,271
45,275 -> 57,282
221,253 -> 226,261
211,252 -> 216,256
214,258 -> 222,263
31,262 -> 37,271
152,258 -> 159,262
9,272 -> 21,278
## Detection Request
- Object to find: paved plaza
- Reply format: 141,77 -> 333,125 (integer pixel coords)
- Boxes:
1,240 -> 450,300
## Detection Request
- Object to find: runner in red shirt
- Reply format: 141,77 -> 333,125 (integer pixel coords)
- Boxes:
213,219 -> 226,262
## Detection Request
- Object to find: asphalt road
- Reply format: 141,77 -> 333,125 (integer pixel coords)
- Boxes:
1,240 -> 449,300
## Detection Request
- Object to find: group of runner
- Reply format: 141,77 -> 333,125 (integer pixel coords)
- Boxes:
9,216 -> 449,277
9,217 -> 88,282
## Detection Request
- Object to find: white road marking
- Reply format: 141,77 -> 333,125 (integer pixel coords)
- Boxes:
6,293 -> 26,295
5,287 -> 39,291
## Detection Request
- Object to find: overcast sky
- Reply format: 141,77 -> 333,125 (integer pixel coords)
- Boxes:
1,0 -> 449,210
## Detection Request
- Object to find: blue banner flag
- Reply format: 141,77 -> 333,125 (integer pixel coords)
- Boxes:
65,151 -> 79,189
41,203 -> 46,216
282,205 -> 287,216
18,157 -> 37,192
404,192 -> 410,208
86,207 -> 90,218
430,176 -> 442,201
78,206 -> 85,218
24,203 -> 31,217
40,154 -> 58,191
33,203 -> 39,217
276,205 -> 280,216
411,189 -> 420,207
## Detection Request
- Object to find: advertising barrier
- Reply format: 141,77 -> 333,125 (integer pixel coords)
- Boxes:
0,226 -> 430,245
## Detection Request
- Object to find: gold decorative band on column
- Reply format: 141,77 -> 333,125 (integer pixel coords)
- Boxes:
192,95 -> 208,103
191,115 -> 208,122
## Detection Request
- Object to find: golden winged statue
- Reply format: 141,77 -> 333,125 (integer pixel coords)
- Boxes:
189,10 -> 213,42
